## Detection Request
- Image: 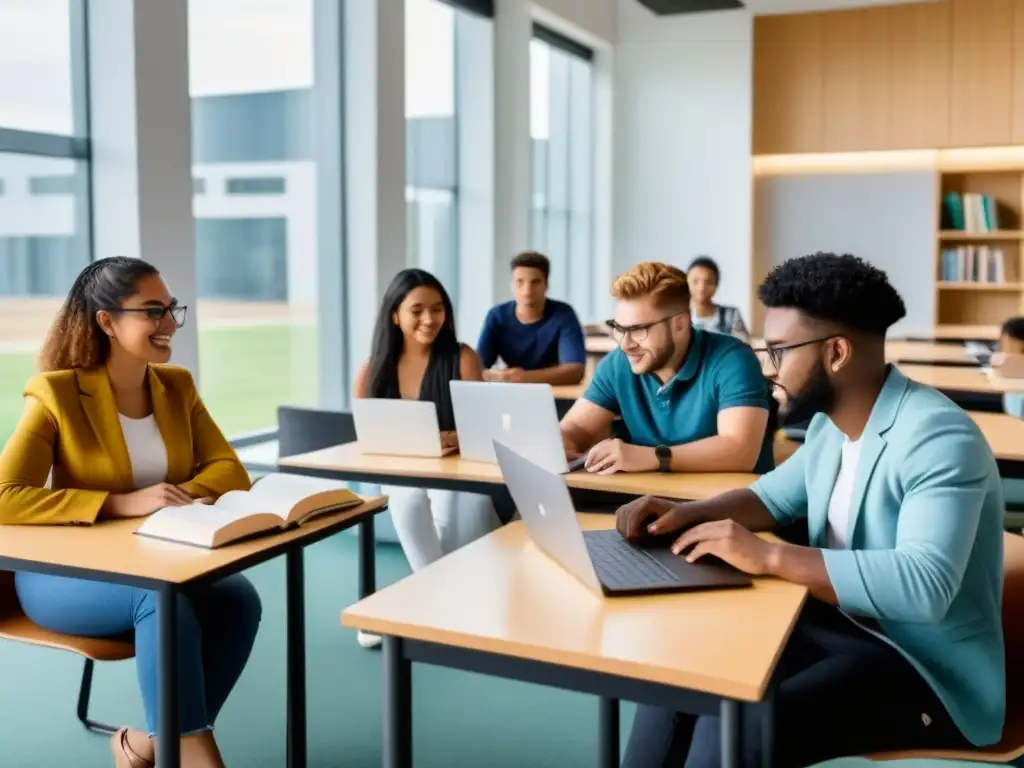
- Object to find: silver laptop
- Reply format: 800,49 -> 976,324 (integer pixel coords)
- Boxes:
351,398 -> 454,457
493,440 -> 752,596
450,381 -> 585,473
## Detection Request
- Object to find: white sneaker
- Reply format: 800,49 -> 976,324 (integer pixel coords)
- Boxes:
357,630 -> 382,649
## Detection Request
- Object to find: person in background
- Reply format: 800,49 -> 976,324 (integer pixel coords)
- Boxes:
560,262 -> 774,476
0,257 -> 261,768
617,253 -> 1003,767
996,317 -> 1024,506
353,268 -> 498,647
686,255 -> 751,343
477,251 -> 586,385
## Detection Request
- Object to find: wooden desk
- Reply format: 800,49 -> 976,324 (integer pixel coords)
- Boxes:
278,442 -> 757,504
552,381 -> 587,403
0,496 -> 388,768
885,340 -> 979,367
586,335 -> 618,356
343,513 -> 807,768
898,364 -> 1023,395
969,411 -> 1024,477
900,325 -> 1000,342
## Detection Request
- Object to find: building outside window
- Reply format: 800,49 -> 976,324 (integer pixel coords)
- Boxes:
189,0 -> 320,437
406,0 -> 459,304
0,0 -> 90,441
530,26 -> 594,319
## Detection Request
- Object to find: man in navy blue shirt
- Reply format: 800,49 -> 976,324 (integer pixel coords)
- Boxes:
477,252 -> 587,385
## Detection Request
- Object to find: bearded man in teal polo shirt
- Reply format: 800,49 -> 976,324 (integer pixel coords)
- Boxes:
561,261 -> 774,476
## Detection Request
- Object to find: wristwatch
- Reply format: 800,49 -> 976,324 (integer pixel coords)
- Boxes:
655,445 -> 671,473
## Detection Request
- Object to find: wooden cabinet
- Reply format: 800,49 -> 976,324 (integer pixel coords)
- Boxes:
753,0 -> 1021,154
752,13 -> 823,155
1012,1 -> 1024,142
950,0 -> 1014,147
821,9 -> 890,152
887,1 -> 951,150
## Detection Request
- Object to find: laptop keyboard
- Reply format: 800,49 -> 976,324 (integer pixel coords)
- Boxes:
582,529 -> 678,590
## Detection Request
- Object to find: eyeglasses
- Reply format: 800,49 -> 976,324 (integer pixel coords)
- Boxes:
752,336 -> 838,371
605,313 -> 684,344
106,304 -> 188,328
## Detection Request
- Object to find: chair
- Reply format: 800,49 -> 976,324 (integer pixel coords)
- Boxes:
277,405 -> 357,457
868,531 -> 1024,763
0,571 -> 134,736
277,406 -> 400,542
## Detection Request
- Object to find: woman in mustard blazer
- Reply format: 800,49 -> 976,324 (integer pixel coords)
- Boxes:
0,257 -> 260,768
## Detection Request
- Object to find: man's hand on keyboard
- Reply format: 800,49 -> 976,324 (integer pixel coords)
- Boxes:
616,495 -> 694,541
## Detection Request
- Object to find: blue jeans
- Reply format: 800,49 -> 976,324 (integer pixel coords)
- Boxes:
15,571 -> 262,736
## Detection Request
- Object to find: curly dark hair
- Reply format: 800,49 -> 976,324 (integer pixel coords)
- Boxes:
757,252 -> 906,336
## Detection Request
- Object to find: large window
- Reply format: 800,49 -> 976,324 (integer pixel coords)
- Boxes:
0,0 -> 90,441
405,0 -> 458,301
189,0 -> 319,437
530,27 -> 594,318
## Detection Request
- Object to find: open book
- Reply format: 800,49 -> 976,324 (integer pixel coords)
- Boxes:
134,473 -> 363,548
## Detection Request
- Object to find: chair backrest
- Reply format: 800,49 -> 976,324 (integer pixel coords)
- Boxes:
1003,532 -> 1024,705
277,406 -> 356,458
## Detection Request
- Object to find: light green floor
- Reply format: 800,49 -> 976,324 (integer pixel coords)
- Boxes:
0,534 -> 996,767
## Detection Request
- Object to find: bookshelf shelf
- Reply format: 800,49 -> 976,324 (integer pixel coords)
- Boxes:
938,282 -> 1023,291
938,230 -> 1024,241
936,169 -> 1024,328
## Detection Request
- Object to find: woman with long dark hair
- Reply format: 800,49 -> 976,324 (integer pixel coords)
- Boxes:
0,257 -> 261,767
353,269 -> 497,640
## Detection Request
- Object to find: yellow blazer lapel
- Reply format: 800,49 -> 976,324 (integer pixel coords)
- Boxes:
76,367 -> 133,489
147,367 -> 191,484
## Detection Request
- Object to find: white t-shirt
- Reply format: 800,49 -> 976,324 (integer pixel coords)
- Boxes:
826,437 -> 863,549
118,414 -> 169,489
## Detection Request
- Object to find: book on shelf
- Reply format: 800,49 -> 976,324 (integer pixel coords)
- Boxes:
942,192 -> 1000,233
939,245 -> 1006,284
134,473 -> 364,548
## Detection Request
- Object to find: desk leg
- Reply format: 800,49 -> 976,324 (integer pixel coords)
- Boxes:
761,684 -> 775,768
599,697 -> 620,768
157,585 -> 180,768
286,548 -> 307,768
720,700 -> 741,768
359,515 -> 376,598
383,636 -> 411,768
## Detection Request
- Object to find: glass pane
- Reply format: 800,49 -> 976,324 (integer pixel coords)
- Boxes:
405,0 -> 458,302
0,0 -> 78,135
0,152 -> 89,439
189,0 -> 319,436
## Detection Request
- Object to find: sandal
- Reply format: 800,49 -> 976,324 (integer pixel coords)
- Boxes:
111,727 -> 154,768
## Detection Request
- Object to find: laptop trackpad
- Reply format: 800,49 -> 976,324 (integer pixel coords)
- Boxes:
645,546 -> 752,587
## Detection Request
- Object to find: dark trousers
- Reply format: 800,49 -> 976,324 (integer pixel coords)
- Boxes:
622,600 -> 970,768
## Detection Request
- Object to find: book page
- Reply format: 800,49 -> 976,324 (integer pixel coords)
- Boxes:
245,473 -> 356,520
136,502 -> 257,547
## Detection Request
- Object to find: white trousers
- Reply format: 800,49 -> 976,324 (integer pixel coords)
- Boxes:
382,486 -> 499,571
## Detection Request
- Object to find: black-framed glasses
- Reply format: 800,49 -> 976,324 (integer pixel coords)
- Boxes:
752,336 -> 838,371
605,313 -> 683,344
106,304 -> 188,328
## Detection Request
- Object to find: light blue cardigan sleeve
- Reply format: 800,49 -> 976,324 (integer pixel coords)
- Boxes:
821,411 -> 990,625
749,414 -> 825,525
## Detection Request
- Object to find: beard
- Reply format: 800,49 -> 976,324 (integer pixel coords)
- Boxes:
775,358 -> 836,426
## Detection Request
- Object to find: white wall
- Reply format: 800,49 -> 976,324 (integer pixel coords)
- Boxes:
754,172 -> 936,335
611,2 -> 753,321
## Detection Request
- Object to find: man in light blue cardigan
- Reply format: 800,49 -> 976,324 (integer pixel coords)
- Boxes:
617,253 -> 1005,768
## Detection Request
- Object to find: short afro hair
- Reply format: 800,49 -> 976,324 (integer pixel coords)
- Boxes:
757,252 -> 906,336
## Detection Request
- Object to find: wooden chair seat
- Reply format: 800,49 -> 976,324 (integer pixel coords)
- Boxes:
869,532 -> 1024,762
0,570 -> 133,660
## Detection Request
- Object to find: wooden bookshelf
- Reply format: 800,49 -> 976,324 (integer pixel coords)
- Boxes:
936,168 -> 1024,331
